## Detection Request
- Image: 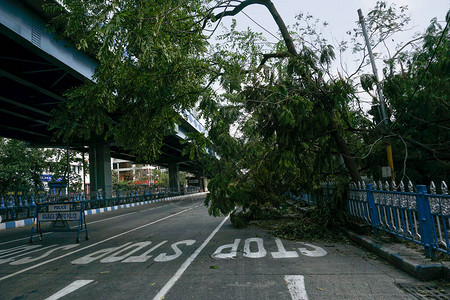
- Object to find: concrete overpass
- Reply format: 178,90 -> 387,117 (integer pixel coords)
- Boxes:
0,0 -> 208,198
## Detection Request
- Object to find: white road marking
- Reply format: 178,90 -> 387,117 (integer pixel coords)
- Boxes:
0,205 -> 199,282
122,241 -> 167,263
0,233 -> 52,246
271,238 -> 299,258
87,211 -> 138,224
0,245 -> 46,264
100,242 -> 152,263
11,245 -> 78,265
0,244 -> 42,257
212,238 -> 241,259
285,275 -> 308,300
154,240 -> 196,262
298,243 -> 327,257
45,280 -> 93,300
243,237 -> 267,258
72,243 -> 132,265
153,215 -> 229,300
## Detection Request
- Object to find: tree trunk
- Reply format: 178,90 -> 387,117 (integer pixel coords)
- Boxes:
329,120 -> 362,182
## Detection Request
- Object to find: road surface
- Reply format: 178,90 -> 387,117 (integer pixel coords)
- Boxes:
0,195 -> 426,299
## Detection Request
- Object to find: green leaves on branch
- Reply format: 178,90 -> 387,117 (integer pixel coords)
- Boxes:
49,0 -> 211,161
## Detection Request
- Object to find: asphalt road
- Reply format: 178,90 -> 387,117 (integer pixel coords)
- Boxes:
0,195 -> 424,299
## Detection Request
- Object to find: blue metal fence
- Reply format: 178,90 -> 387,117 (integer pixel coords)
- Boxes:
288,183 -> 334,207
347,181 -> 450,258
0,187 -> 201,223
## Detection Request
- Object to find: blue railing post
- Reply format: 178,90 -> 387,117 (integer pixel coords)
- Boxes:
366,184 -> 379,230
416,185 -> 436,259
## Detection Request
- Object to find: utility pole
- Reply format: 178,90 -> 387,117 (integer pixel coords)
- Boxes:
358,8 -> 395,181
67,142 -> 70,199
83,148 -> 86,194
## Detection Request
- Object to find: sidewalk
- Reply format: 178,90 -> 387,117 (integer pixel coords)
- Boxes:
344,223 -> 450,281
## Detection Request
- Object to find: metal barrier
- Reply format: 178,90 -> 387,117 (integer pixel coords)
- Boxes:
347,181 -> 450,258
288,183 -> 334,207
0,189 -> 191,223
29,201 -> 88,243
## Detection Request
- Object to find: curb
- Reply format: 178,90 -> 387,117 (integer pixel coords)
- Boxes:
345,229 -> 450,281
0,192 -> 208,231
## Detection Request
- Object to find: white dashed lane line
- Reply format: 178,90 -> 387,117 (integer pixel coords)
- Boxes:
45,280 -> 94,300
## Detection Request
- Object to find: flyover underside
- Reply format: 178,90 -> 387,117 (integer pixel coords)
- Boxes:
0,0 -> 203,198
0,21 -> 200,172
0,30 -> 78,144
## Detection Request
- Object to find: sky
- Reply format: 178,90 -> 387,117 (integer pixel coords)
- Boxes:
211,0 -> 449,78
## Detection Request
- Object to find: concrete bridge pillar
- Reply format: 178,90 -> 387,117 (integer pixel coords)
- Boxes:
89,142 -> 112,199
202,177 -> 208,192
169,163 -> 180,193
195,173 -> 208,192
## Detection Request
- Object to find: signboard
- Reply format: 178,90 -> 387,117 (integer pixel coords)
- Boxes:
40,174 -> 52,182
30,201 -> 88,243
49,204 -> 70,212
38,212 -> 80,221
382,166 -> 392,178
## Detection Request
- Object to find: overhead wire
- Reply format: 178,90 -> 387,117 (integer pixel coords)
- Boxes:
241,11 -> 280,41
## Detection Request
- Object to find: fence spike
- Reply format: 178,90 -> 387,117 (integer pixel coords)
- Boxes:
18,194 -> 23,207
400,181 -> 405,192
7,193 -> 13,207
430,181 -> 436,194
378,181 -> 383,190
441,181 -> 448,195
373,181 -> 378,190
408,181 -> 414,192
384,181 -> 390,191
392,180 -> 397,191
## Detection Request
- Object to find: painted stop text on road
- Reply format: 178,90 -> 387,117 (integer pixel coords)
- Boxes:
0,237 -> 326,267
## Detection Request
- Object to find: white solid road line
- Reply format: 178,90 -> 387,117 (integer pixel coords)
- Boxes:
45,280 -> 93,300
0,205 -> 199,282
0,232 -> 53,246
285,275 -> 309,300
153,215 -> 230,300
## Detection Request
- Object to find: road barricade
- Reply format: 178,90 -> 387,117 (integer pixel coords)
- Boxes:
29,201 -> 89,243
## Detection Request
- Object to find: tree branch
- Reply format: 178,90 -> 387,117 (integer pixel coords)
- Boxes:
258,51 -> 291,68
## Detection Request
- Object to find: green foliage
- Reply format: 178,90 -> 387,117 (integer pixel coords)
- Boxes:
0,139 -> 83,194
201,18 -> 364,216
0,139 -> 47,193
42,1 -> 449,227
379,13 -> 450,183
48,0 -> 212,162
200,2 -> 449,223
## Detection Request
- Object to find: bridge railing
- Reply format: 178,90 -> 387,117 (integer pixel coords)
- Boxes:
0,187 -> 202,223
347,180 -> 450,258
287,183 -> 334,207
